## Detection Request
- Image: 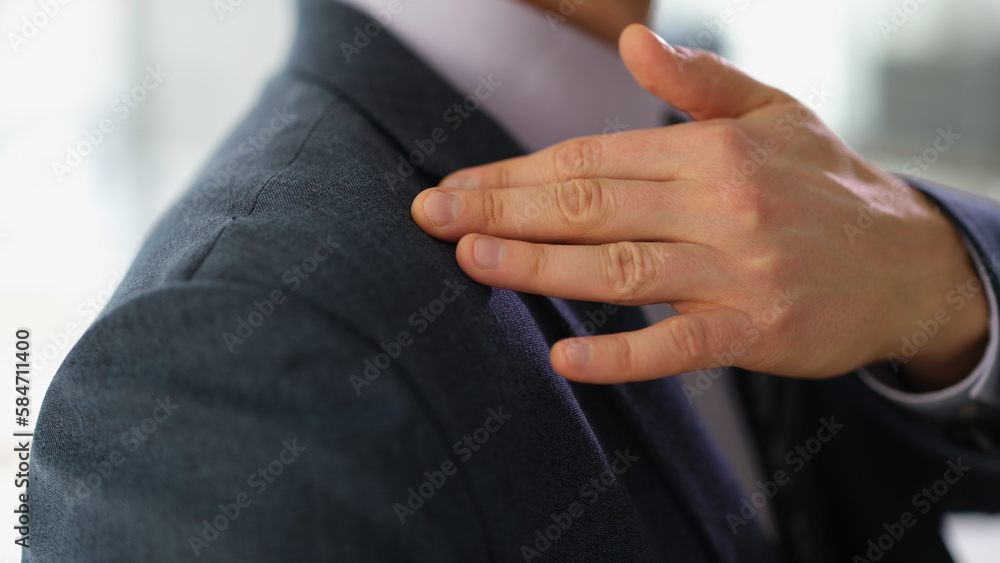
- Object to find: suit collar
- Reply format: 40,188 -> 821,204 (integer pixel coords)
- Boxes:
337,0 -> 665,153
288,0 -> 524,185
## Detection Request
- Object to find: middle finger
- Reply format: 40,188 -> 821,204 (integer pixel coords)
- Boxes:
412,179 -> 708,245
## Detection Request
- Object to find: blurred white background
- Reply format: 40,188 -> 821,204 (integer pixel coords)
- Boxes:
0,0 -> 998,561
0,1 -> 295,560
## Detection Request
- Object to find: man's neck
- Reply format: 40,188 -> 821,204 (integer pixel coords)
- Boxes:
519,0 -> 651,44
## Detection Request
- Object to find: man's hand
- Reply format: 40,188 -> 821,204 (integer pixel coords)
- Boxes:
410,24 -> 988,390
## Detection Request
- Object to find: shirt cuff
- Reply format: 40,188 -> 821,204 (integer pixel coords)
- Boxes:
858,235 -> 1000,419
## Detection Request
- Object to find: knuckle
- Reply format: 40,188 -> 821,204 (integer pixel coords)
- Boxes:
667,316 -> 707,364
530,245 -> 550,281
748,249 -> 792,292
555,178 -> 606,227
708,121 -> 752,156
552,138 -> 603,182
481,189 -> 507,229
613,336 -> 641,374
725,185 -> 767,232
605,241 -> 652,302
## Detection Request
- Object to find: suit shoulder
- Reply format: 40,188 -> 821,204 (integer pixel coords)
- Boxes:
111,72 -> 426,311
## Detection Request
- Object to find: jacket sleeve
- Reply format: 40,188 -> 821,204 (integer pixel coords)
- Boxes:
856,232 -> 1000,418
906,177 -> 1000,416
799,178 -> 1000,563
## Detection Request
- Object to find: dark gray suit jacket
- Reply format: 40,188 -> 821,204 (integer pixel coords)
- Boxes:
25,1 -> 1000,561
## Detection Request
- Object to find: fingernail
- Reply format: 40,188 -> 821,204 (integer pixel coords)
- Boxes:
473,237 -> 506,269
441,175 -> 478,189
648,27 -> 675,53
424,191 -> 460,227
563,339 -> 592,369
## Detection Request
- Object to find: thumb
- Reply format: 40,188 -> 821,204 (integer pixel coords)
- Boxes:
618,24 -> 792,121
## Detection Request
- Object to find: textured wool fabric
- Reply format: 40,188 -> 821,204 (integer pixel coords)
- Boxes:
25,2 -> 1000,562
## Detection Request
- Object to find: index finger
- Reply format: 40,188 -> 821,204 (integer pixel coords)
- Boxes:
440,124 -> 699,190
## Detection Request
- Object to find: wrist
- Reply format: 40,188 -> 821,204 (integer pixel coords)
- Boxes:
890,211 -> 989,391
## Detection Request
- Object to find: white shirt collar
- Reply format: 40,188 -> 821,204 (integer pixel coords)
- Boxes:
337,0 -> 666,152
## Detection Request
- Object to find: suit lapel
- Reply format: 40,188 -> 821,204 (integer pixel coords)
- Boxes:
555,299 -> 777,562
